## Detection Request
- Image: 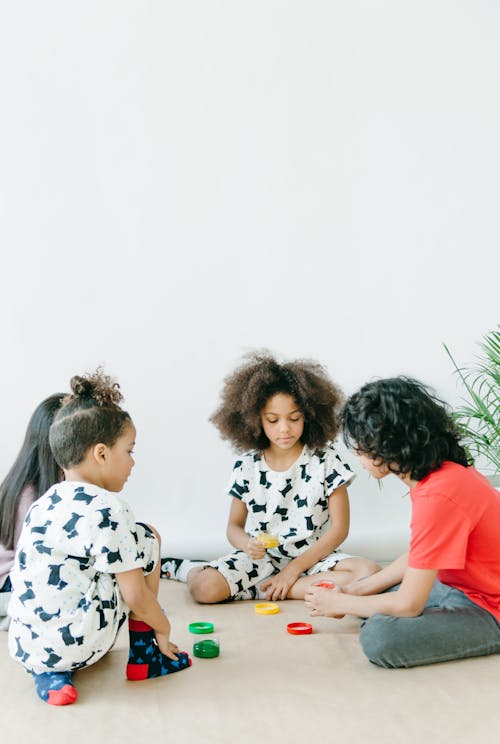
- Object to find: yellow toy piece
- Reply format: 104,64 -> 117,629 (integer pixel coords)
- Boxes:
256,532 -> 279,548
254,602 -> 280,615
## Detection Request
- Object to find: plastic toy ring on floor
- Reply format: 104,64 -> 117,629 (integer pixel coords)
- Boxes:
189,622 -> 215,634
193,639 -> 220,658
287,622 -> 313,635
254,602 -> 280,615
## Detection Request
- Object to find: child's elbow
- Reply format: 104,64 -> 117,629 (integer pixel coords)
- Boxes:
393,595 -> 426,618
330,524 -> 349,547
226,523 -> 239,543
339,526 -> 349,544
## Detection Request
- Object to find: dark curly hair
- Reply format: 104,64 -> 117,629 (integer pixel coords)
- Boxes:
210,350 -> 344,452
342,376 -> 471,481
49,368 -> 131,469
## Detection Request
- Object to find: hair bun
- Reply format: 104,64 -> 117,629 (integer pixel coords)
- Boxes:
70,376 -> 94,398
69,368 -> 123,407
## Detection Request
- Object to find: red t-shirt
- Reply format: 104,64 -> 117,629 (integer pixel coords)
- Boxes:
409,461 -> 500,621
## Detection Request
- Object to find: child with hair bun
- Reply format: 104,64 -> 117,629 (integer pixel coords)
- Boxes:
8,369 -> 190,706
163,351 -> 379,603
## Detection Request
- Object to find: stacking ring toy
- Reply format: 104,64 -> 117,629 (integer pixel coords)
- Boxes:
254,602 -> 280,615
315,581 -> 335,589
256,533 -> 279,549
193,639 -> 220,658
189,622 -> 214,634
287,622 -> 313,635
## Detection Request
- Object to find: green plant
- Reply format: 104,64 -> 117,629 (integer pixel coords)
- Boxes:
443,325 -> 500,477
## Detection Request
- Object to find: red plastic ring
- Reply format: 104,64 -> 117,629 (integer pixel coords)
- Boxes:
287,622 -> 313,635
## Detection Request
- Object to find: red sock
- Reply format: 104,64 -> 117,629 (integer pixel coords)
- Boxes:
48,685 -> 79,705
33,671 -> 78,706
126,619 -> 191,680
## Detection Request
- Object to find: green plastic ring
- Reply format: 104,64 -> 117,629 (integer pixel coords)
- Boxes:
189,622 -> 214,634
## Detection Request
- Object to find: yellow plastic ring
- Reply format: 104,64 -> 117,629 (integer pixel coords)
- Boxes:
256,533 -> 279,549
254,602 -> 280,615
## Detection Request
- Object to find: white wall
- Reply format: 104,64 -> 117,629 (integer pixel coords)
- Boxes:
1,2 -> 499,561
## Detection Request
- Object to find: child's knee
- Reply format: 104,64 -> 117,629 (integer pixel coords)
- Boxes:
359,615 -> 403,668
353,559 -> 381,580
188,568 -> 230,604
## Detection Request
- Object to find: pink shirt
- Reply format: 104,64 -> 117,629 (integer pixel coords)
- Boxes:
0,485 -> 36,588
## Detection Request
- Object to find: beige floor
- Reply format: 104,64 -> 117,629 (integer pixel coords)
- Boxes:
2,580 -> 500,744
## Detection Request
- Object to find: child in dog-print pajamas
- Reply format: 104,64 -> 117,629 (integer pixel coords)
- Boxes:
204,443 -> 359,598
9,482 -> 158,671
162,351 -> 380,603
8,369 -> 191,706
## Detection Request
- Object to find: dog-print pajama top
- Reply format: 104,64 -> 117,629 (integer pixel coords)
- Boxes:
208,443 -> 356,597
8,481 -> 158,674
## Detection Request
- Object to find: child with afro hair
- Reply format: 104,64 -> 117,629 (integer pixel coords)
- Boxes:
162,351 -> 379,603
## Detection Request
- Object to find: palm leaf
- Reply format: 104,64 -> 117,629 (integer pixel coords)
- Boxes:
443,324 -> 500,476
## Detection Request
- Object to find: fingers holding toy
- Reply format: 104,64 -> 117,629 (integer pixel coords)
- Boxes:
245,537 -> 267,561
304,585 -> 345,619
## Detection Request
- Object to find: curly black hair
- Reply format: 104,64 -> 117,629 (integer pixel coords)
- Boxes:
49,368 -> 131,469
210,350 -> 344,452
342,376 -> 471,481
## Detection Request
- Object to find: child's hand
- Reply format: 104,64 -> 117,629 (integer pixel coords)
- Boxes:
304,585 -> 345,619
155,632 -> 180,660
245,537 -> 267,561
261,565 -> 301,601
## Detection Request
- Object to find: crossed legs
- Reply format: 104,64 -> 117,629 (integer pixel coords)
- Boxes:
187,556 -> 380,604
359,581 -> 500,668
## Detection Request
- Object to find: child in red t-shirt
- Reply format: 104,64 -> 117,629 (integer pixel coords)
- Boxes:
305,376 -> 500,668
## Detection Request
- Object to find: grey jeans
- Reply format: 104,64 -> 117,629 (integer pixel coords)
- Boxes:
359,580 -> 500,668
